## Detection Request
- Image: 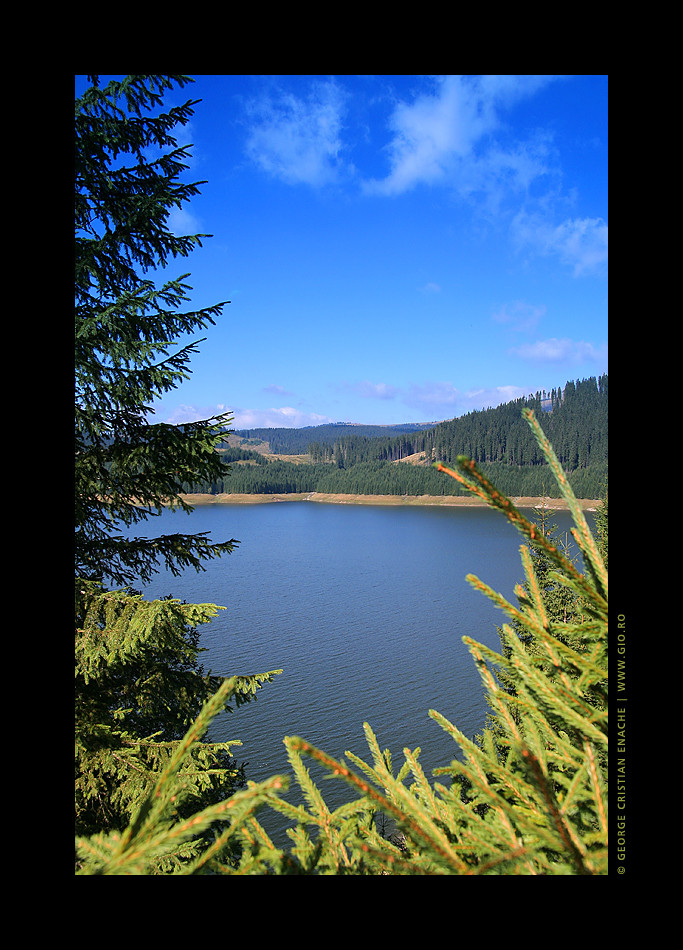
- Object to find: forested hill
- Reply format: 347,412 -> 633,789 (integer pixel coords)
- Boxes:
339,374 -> 608,472
234,421 -> 438,456
199,375 -> 607,500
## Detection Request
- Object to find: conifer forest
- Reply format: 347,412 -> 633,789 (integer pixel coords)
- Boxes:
202,374 -> 607,501
75,76 -> 609,874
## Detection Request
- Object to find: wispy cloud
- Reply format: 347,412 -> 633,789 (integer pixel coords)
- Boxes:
509,337 -> 608,364
418,281 -> 442,294
240,76 -> 605,281
156,403 -> 232,425
362,75 -> 561,199
512,212 -> 608,276
156,380 -> 550,429
244,80 -> 351,188
241,75 -> 562,203
153,401 -> 333,429
402,380 -> 531,417
346,377 -> 534,418
492,300 -> 546,333
231,406 -> 334,429
346,380 -> 401,400
404,382 -> 461,410
462,384 -> 527,409
167,206 -> 202,236
263,384 -> 294,396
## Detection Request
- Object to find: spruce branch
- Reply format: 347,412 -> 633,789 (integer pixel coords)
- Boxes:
521,408 -> 607,600
76,675 -> 289,874
517,747 -> 591,875
286,736 -> 471,873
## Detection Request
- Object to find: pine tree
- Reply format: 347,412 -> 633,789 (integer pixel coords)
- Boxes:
75,76 -> 281,870
75,74 -> 236,588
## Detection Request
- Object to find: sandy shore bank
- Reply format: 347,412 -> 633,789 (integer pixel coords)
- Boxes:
180,492 -> 601,510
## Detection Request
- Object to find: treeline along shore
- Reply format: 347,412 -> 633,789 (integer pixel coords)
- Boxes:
177,376 -> 607,507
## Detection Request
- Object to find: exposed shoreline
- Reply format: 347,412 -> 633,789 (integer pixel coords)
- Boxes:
179,492 -> 601,511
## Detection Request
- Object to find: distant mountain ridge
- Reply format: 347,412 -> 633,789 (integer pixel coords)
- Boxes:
233,375 -> 606,466
234,421 -> 440,455
206,375 -> 606,500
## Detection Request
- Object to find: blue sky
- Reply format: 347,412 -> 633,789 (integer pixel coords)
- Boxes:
80,74 -> 608,429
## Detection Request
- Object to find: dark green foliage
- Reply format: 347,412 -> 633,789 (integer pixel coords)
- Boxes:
203,454 -> 606,499
75,581 -> 251,843
75,76 -> 282,871
75,676 -> 289,875
206,460 -> 333,495
236,422 -> 437,456
422,376 -> 607,470
75,74 -> 236,588
217,446 -> 270,465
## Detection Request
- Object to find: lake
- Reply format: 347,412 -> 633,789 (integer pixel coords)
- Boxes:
134,499 -> 592,845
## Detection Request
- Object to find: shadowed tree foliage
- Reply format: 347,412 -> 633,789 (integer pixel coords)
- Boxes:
75,76 -> 281,871
75,74 -> 236,588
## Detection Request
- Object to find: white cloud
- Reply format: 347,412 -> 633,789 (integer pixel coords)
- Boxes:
363,75 -> 560,197
167,206 -> 202,236
509,337 -> 608,363
512,213 -> 608,276
401,380 -> 533,417
231,406 -> 334,429
348,380 -> 400,400
365,77 -> 485,195
346,378 -> 528,417
244,81 -> 350,188
462,385 -> 527,410
458,136 -> 556,214
405,382 -> 461,408
157,403 -> 231,425
551,217 -> 608,275
154,403 -> 333,429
